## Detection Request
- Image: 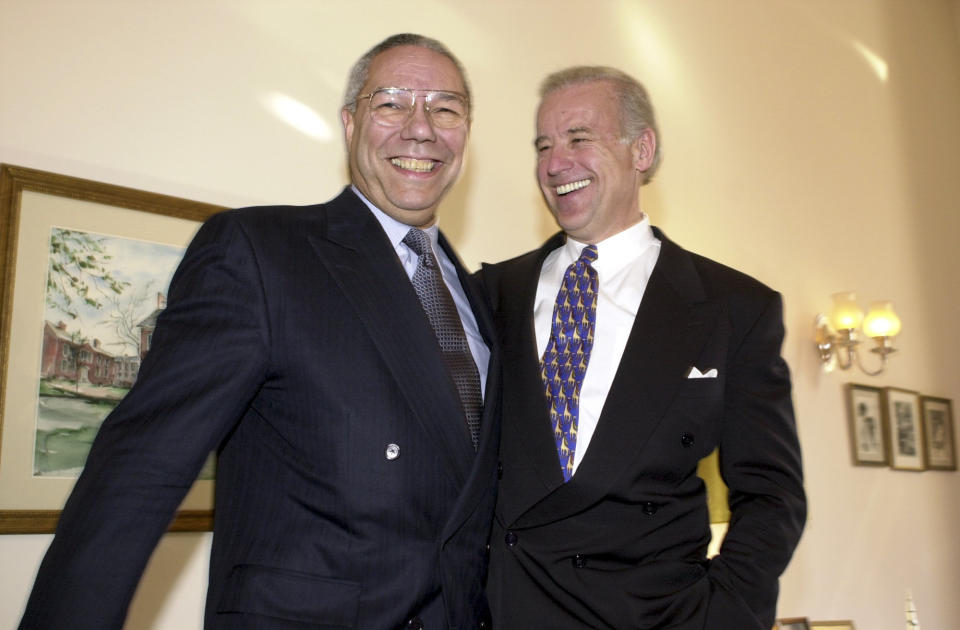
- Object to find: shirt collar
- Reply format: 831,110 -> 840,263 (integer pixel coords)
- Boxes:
564,215 -> 659,275
351,185 -> 440,250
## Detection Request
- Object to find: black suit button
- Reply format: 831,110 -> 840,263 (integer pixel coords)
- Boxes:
478,619 -> 490,629
497,462 -> 503,479
680,433 -> 695,447
504,531 -> 518,546
572,554 -> 588,568
642,502 -> 658,516
406,617 -> 424,629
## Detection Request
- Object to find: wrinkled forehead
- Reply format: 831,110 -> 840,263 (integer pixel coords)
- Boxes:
536,83 -> 621,138
365,45 -> 466,94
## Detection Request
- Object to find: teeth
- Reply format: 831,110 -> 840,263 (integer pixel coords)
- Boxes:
391,158 -> 436,172
556,179 -> 591,195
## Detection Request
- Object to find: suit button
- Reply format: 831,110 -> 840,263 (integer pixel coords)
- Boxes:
478,618 -> 490,629
680,433 -> 695,447
504,531 -> 518,546
497,462 -> 503,479
406,617 -> 424,629
572,554 -> 588,568
385,443 -> 400,460
642,502 -> 658,516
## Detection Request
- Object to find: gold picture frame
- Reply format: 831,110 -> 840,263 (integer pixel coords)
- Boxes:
846,383 -> 886,465
921,396 -> 956,470
882,387 -> 924,471
0,164 -> 223,533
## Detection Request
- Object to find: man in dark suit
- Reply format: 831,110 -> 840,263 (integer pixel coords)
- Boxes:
481,66 -> 806,629
21,33 -> 500,630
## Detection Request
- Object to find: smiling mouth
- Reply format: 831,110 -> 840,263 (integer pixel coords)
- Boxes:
391,157 -> 438,173
556,178 -> 591,195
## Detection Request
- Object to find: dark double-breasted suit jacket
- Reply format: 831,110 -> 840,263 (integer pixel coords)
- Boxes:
21,188 -> 501,630
480,229 -> 805,630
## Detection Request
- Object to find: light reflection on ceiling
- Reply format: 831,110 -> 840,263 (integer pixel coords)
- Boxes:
851,40 -> 889,82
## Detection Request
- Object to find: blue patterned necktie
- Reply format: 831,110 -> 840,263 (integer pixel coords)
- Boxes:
540,245 -> 598,481
403,228 -> 482,449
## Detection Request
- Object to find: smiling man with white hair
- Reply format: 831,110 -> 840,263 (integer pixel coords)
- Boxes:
480,65 -> 806,630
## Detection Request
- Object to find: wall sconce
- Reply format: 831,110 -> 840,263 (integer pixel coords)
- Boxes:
814,292 -> 901,376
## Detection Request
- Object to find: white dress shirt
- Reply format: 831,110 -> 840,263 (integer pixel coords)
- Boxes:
353,186 -> 490,397
534,218 -> 661,474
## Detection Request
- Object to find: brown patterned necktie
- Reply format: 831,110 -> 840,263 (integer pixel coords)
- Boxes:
403,228 -> 482,449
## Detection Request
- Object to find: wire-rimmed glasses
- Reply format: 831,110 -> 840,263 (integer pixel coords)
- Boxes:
353,87 -> 469,129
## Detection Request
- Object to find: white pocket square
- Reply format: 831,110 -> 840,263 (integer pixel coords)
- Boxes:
687,367 -> 718,379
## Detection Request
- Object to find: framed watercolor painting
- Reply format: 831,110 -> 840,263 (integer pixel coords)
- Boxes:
0,164 -> 222,533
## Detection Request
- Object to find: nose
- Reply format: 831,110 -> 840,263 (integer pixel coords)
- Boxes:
543,146 -> 573,177
399,99 -> 437,142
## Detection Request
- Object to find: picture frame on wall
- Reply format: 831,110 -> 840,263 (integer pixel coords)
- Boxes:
810,622 -> 855,630
775,618 -> 811,630
0,164 -> 222,534
920,396 -> 956,471
883,387 -> 924,471
846,383 -> 886,465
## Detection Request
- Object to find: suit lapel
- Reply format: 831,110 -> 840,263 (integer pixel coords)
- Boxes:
437,232 -> 504,543
495,235 -> 571,523
307,189 -> 475,485
512,229 -> 721,528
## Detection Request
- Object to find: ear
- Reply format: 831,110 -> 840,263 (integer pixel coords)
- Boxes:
631,127 -> 657,172
341,107 -> 355,146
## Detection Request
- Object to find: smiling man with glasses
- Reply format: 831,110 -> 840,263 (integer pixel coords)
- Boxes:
20,34 -> 500,630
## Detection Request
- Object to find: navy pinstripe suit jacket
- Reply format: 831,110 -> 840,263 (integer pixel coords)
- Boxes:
21,188 -> 501,630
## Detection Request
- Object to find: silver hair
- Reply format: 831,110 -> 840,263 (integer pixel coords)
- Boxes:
343,34 -> 471,117
540,66 -> 662,184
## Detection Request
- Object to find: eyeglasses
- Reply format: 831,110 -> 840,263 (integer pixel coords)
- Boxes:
353,87 -> 470,129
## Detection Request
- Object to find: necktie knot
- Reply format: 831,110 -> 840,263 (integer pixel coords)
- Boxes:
577,244 -> 598,265
404,228 -> 439,269
403,227 -> 431,255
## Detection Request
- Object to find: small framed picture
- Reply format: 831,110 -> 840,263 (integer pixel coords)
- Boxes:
883,387 -> 924,471
846,384 -> 886,465
810,621 -> 856,630
776,618 -> 811,630
921,396 -> 956,470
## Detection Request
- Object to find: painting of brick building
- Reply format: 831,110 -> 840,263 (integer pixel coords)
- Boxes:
35,227 -> 185,477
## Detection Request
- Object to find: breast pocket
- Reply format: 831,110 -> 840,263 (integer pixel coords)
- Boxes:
675,374 -> 724,400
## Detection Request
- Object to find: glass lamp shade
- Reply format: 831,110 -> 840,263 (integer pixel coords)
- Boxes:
829,292 -> 864,331
862,301 -> 901,338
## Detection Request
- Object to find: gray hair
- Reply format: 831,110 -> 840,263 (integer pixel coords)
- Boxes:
540,66 -> 662,184
343,34 -> 471,115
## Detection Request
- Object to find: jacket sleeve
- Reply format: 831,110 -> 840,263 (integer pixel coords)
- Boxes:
20,211 -> 270,630
706,291 -> 806,629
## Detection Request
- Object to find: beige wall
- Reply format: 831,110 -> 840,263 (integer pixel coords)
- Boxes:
2,1 -> 958,628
